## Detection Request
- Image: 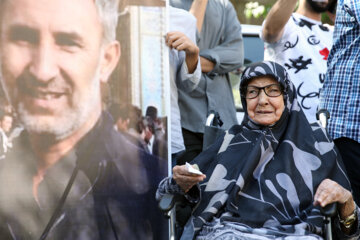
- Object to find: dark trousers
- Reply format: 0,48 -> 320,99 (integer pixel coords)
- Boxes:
177,128 -> 204,165
334,137 -> 360,206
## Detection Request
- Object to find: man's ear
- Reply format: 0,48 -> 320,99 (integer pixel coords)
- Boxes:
99,41 -> 121,83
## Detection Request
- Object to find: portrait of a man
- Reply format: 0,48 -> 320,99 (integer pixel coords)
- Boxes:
0,0 -> 168,239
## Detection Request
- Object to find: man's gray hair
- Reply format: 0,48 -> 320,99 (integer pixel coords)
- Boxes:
95,0 -> 120,43
0,0 -> 120,43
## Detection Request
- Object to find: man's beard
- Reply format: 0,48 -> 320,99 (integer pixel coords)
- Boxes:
4,68 -> 101,141
306,0 -> 332,13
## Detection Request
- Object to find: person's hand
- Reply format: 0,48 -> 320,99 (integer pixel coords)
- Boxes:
166,31 -> 199,57
314,179 -> 355,219
172,164 -> 206,193
166,31 -> 199,73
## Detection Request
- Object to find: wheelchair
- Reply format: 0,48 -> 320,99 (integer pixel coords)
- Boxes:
159,109 -> 338,240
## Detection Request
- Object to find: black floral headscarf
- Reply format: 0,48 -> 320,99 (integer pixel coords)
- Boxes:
181,61 -> 351,239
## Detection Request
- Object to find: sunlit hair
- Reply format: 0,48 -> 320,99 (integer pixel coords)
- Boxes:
0,0 -> 120,44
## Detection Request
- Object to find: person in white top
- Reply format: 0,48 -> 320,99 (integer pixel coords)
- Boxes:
261,0 -> 337,123
167,7 -> 201,166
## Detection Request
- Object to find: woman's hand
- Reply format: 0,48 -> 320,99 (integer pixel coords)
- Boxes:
314,179 -> 353,208
314,179 -> 357,233
172,165 -> 206,193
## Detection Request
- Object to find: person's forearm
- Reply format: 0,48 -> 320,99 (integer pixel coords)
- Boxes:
200,56 -> 214,73
185,52 -> 199,74
189,0 -> 208,33
262,0 -> 298,43
155,177 -> 183,200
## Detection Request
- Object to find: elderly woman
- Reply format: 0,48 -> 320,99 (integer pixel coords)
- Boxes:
157,61 -> 360,240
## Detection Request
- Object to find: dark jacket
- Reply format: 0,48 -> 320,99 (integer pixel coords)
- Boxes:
0,112 -> 167,240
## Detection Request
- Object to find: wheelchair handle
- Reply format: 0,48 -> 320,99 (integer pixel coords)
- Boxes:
206,113 -> 215,127
320,202 -> 338,217
206,110 -> 223,127
316,109 -> 330,129
321,202 -> 337,240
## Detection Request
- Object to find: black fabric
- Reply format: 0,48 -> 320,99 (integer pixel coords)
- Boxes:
178,128 -> 204,165
202,126 -> 225,151
183,61 -> 351,239
334,137 -> 360,206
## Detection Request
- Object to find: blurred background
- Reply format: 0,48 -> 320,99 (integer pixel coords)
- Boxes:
232,0 -> 276,25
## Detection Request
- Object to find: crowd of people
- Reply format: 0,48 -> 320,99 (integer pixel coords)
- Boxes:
0,0 -> 360,239
108,103 -> 167,160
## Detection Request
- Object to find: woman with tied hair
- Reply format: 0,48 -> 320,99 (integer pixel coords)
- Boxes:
157,61 -> 360,240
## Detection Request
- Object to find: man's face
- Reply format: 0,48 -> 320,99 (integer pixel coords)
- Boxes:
0,0 -> 118,139
306,0 -> 334,13
116,118 -> 129,132
0,115 -> 13,133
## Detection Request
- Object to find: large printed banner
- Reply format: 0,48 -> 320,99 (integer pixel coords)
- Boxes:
0,0 -> 169,239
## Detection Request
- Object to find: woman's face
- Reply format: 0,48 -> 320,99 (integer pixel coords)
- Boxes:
245,76 -> 285,126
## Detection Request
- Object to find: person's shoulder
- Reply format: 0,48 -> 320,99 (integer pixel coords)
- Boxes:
273,13 -> 300,41
293,12 -> 324,27
169,0 -> 186,9
87,118 -> 138,160
322,24 -> 334,32
107,128 -> 158,162
169,6 -> 196,33
208,0 -> 234,10
286,13 -> 301,27
97,126 -> 161,177
170,6 -> 194,20
106,127 -> 142,152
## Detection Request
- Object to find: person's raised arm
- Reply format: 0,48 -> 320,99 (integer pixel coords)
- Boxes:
188,0 -> 213,72
262,0 -> 298,43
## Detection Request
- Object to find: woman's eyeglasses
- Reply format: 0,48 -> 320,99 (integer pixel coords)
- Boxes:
245,84 -> 283,99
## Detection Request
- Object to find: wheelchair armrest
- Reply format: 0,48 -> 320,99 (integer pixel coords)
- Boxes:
321,202 -> 338,217
159,193 -> 186,213
159,194 -> 176,212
